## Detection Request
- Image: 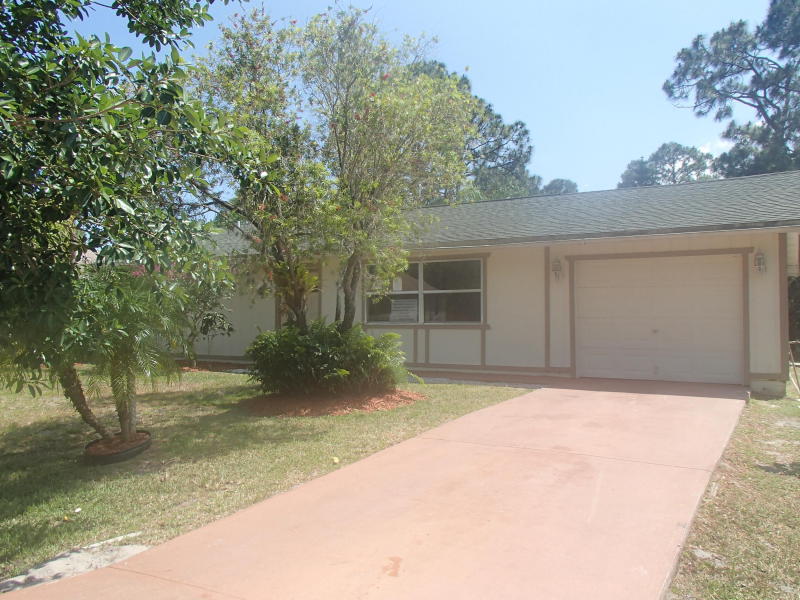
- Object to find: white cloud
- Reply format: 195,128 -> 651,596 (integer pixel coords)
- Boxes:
699,139 -> 734,156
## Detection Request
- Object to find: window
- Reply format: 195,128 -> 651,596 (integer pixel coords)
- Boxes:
366,259 -> 483,324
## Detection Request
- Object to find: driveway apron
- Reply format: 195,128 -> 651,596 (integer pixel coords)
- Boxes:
8,379 -> 745,600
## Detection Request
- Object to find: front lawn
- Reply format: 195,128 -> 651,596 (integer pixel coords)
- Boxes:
669,385 -> 800,599
0,371 -> 526,580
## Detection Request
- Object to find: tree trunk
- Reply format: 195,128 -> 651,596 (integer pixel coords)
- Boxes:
111,364 -> 138,442
121,369 -> 137,442
340,253 -> 362,331
55,363 -> 112,440
334,279 -> 342,323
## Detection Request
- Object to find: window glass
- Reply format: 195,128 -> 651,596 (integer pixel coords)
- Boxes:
391,263 -> 419,292
423,292 -> 481,323
423,260 -> 481,291
366,294 -> 419,323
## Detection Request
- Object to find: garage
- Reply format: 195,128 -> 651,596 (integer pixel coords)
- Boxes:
574,253 -> 745,384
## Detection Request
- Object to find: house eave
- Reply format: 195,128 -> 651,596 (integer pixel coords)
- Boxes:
409,220 -> 800,251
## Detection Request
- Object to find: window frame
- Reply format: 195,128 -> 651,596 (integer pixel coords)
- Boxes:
365,257 -> 485,325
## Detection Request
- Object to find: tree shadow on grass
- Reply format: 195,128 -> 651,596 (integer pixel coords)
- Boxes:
0,385 -> 326,524
756,462 -> 800,477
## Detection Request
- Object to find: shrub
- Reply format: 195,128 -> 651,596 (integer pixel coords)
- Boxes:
246,321 -> 407,395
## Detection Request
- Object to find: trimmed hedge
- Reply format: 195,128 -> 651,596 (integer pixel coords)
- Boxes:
246,321 -> 407,395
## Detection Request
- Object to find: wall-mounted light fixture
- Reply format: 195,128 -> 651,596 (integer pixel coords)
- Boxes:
753,250 -> 767,273
551,258 -> 562,280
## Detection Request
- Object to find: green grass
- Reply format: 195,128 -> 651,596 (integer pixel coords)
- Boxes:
669,384 -> 800,599
0,371 -> 526,580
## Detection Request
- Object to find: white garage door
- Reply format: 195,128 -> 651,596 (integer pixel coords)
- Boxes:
575,254 -> 744,384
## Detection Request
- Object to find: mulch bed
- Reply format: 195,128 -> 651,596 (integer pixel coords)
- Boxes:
241,389 -> 425,417
85,431 -> 150,457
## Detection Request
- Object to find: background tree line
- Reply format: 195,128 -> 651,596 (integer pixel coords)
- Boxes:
618,0 -> 800,188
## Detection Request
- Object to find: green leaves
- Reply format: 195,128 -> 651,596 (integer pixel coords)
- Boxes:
113,196 -> 135,214
0,0 -> 249,396
155,109 -> 172,125
664,2 -> 800,176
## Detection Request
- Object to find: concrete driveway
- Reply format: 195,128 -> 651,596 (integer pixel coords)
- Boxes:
9,379 -> 745,600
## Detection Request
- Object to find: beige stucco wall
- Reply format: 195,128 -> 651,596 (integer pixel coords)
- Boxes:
548,231 -> 784,379
204,229 -> 791,388
484,246 -> 546,368
201,290 -> 276,358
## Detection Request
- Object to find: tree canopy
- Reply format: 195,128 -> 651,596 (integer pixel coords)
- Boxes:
295,8 -> 479,329
663,0 -> 800,177
193,8 -> 336,331
415,61 -> 577,202
0,0 -> 252,439
618,142 -> 715,188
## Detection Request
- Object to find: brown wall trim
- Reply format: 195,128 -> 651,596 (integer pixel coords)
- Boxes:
565,247 -> 754,262
742,253 -> 751,385
779,233 -> 789,379
568,257 -> 576,376
406,362 -> 572,374
195,354 -> 250,362
481,254 -> 488,367
544,246 -> 551,369
750,372 -> 786,381
412,327 -> 418,363
425,328 -> 430,364
366,323 -> 490,330
567,246 -> 754,384
408,251 -> 491,261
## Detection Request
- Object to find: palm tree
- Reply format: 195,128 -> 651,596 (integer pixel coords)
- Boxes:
82,265 -> 183,442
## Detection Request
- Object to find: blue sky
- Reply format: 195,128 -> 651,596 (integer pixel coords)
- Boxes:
73,0 -> 770,192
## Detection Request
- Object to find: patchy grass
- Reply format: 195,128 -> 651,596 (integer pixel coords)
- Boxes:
669,384 -> 800,600
0,370 -> 526,579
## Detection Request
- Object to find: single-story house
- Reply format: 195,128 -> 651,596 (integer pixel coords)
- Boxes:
204,170 -> 800,395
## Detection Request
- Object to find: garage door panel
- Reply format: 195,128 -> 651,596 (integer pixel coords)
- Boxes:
578,349 -> 654,379
577,288 -> 657,319
575,255 -> 744,384
580,317 -> 656,348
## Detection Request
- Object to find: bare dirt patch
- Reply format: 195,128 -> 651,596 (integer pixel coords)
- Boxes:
242,389 -> 425,417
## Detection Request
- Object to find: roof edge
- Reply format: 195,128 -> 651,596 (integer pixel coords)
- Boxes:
410,220 -> 800,250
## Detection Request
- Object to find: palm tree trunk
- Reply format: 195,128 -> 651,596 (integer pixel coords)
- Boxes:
55,363 -> 112,440
115,367 -> 138,442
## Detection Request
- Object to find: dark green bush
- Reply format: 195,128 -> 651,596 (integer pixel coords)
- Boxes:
246,320 -> 407,395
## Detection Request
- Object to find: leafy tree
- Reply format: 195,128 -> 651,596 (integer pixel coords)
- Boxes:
649,142 -> 714,183
297,8 -> 478,330
617,158 -> 657,188
414,61 -> 576,201
618,142 -> 714,188
193,8 -> 336,332
0,0 -> 248,440
541,178 -> 578,195
663,0 -> 800,176
176,256 -> 234,368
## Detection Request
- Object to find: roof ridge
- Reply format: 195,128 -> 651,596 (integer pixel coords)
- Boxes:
418,169 -> 800,208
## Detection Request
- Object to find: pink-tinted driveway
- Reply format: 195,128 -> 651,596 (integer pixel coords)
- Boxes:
9,379 -> 745,600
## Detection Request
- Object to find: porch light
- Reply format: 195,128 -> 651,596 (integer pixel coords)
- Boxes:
551,258 -> 563,280
753,250 -> 767,273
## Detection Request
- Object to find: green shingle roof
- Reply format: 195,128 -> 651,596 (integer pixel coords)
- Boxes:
209,227 -> 250,254
413,170 -> 800,248
210,171 -> 800,253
